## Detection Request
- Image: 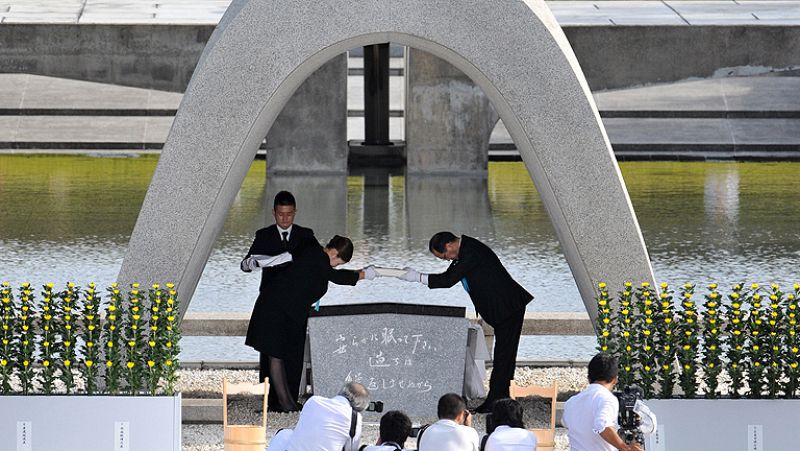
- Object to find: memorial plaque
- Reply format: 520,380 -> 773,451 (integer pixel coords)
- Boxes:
309,303 -> 468,416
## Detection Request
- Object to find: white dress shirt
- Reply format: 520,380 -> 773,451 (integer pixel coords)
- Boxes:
562,383 -> 619,451
417,419 -> 480,451
484,425 -> 538,451
267,429 -> 294,451
279,395 -> 361,451
360,443 -> 413,451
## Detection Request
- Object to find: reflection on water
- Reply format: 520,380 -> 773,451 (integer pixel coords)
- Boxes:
1,156 -> 799,359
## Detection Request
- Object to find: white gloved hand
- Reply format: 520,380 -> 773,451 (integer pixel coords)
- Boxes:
241,256 -> 259,272
363,265 -> 378,281
400,267 -> 429,285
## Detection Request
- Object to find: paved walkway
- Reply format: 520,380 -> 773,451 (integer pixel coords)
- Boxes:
1,71 -> 798,159
1,0 -> 800,26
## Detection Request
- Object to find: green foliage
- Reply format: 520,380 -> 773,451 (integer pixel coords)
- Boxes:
724,284 -> 746,398
38,284 -> 58,394
102,284 -> 124,394
595,281 -> 800,399
16,283 -> 35,394
676,283 -> 700,399
0,281 -> 181,396
0,283 -> 16,394
654,283 -> 677,398
701,284 -> 723,399
634,283 -> 657,398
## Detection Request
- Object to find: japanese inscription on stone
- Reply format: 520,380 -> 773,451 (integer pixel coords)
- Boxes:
309,311 -> 468,416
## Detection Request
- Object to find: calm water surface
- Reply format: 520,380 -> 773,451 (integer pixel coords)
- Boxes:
1,155 -> 799,360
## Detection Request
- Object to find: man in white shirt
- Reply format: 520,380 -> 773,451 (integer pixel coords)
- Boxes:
417,393 -> 480,451
360,410 -> 414,451
482,398 -> 537,451
562,353 -> 643,451
266,382 -> 369,451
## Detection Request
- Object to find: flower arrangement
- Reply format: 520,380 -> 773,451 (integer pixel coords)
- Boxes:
596,281 -> 800,399
0,281 -> 181,396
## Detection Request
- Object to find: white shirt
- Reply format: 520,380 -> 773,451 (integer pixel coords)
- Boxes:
360,444 -> 413,451
562,383 -> 619,451
286,395 -> 362,451
418,419 -> 480,451
484,425 -> 538,451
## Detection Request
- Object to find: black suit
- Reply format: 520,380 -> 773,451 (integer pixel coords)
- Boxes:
243,225 -> 359,406
427,235 -> 533,399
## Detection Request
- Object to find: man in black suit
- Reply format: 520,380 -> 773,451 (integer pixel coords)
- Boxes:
241,190 -> 318,410
399,231 -> 533,413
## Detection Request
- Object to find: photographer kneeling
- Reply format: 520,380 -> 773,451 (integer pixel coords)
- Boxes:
481,398 -> 536,451
266,382 -> 369,451
562,353 -> 643,451
418,393 -> 480,451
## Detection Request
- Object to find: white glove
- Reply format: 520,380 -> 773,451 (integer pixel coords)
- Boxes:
253,252 -> 293,268
363,265 -> 378,281
241,256 -> 259,272
400,267 -> 428,285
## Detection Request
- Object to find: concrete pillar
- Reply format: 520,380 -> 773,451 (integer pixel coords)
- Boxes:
265,174 -> 347,240
405,48 -> 499,174
265,54 -> 348,173
404,174 -> 495,243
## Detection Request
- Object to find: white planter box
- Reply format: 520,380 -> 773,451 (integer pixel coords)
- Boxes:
644,399 -> 800,451
0,393 -> 181,451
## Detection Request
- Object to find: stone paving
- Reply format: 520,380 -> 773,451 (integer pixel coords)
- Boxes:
1,71 -> 799,157
2,0 -> 800,26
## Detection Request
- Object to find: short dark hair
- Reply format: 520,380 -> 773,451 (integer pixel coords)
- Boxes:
429,231 -> 458,253
437,393 -> 466,420
379,411 -> 412,447
326,235 -> 354,263
273,190 -> 296,209
588,352 -> 619,383
491,398 -> 525,429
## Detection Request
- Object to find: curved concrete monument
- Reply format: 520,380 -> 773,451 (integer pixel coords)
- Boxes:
119,0 -> 656,321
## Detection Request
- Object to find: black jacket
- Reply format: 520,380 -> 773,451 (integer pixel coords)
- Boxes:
243,224 -> 317,293
273,241 -> 360,322
427,235 -> 532,325
244,238 -> 360,351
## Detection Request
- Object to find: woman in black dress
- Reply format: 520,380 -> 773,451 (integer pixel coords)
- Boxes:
245,235 -> 374,411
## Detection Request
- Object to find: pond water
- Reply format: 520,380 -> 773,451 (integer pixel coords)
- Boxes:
1,155 -> 799,360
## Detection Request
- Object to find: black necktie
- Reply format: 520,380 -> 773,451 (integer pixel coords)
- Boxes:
281,231 -> 289,249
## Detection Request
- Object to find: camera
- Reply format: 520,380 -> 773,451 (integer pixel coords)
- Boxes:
366,401 -> 384,413
614,385 -> 644,447
409,423 -> 430,438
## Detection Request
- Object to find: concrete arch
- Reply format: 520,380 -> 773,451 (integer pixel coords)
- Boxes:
119,0 -> 655,321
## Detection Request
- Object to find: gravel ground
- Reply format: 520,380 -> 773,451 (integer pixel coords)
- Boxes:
179,366 -> 589,451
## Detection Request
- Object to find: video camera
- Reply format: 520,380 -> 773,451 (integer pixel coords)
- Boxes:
614,385 -> 645,447
365,401 -> 384,413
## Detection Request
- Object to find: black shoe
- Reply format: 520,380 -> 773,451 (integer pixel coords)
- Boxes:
474,399 -> 496,414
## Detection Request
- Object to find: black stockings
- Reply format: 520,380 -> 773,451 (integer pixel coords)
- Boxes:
268,356 -> 297,410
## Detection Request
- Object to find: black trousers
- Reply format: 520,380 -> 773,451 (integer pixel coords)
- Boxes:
487,307 -> 525,400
